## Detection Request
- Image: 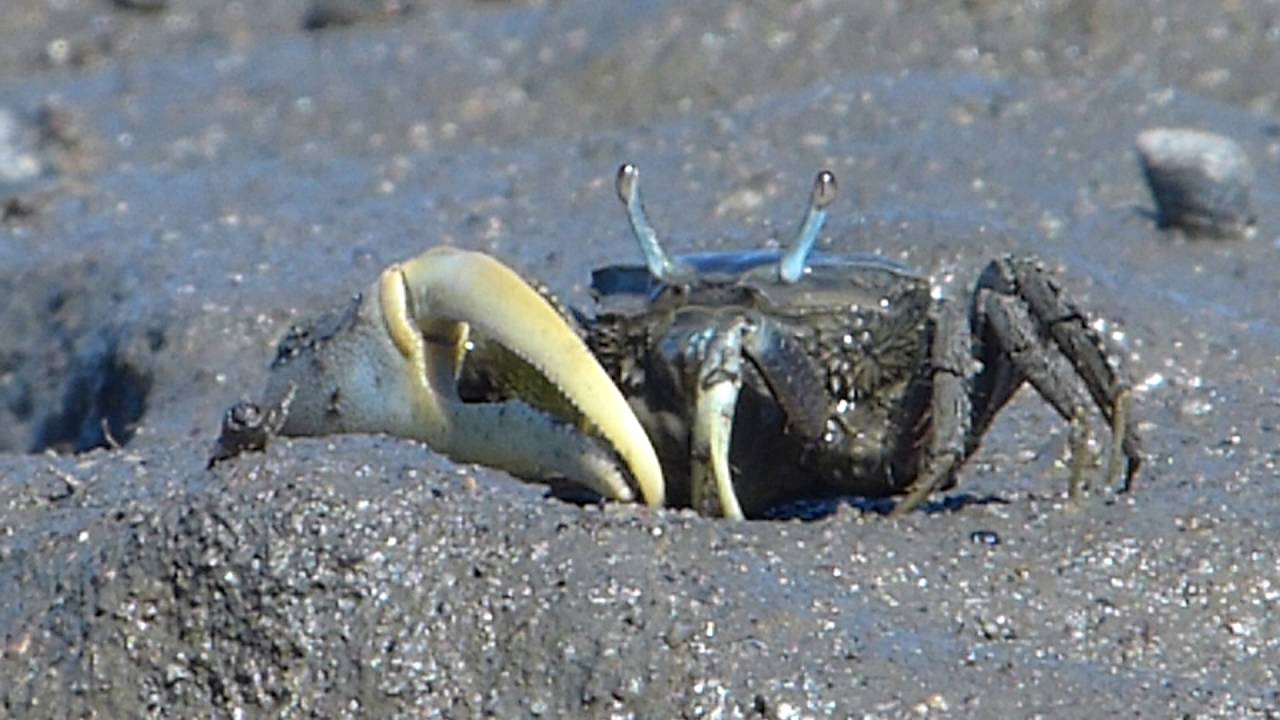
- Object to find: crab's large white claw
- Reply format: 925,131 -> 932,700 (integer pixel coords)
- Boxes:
261,246 -> 665,508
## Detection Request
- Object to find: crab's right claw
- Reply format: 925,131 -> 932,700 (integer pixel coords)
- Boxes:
260,247 -> 665,508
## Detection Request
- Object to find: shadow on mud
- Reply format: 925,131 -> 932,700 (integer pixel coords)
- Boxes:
0,261 -> 162,454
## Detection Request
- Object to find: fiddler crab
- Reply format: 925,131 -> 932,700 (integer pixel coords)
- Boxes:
214,164 -> 1143,520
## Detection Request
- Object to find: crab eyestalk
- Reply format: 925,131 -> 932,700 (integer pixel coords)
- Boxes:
778,170 -> 838,284
616,163 -> 692,282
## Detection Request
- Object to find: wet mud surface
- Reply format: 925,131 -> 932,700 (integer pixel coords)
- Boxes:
2,1 -> 1279,716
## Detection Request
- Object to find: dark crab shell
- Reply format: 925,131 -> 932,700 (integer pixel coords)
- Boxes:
591,249 -> 922,299
585,246 -> 940,516
577,164 -> 1142,518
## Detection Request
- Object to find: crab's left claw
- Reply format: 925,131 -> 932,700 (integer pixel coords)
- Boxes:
258,246 -> 665,508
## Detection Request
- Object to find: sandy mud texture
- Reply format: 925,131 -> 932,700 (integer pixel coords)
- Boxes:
2,1 -> 1279,717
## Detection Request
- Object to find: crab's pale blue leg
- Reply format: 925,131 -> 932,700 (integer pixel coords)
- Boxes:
778,170 -> 838,284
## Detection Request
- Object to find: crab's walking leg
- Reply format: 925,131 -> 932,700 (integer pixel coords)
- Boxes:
894,299 -> 971,515
996,258 -> 1144,484
968,257 -> 1143,501
979,294 -> 1101,499
264,247 -> 665,508
1109,389 -> 1134,492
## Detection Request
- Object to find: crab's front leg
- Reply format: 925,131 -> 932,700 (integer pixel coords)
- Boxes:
257,247 -> 665,508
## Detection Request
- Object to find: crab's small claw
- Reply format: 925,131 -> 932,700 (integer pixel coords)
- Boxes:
689,320 -> 749,520
678,312 -> 836,520
260,246 -> 665,508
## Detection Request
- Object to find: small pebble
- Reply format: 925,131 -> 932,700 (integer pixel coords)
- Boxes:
111,0 -> 169,12
1136,127 -> 1254,238
303,0 -> 410,30
2,194 -> 41,221
0,109 -> 42,186
969,529 -> 1000,546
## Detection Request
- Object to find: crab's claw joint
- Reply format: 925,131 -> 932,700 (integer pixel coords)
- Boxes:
261,246 -> 665,508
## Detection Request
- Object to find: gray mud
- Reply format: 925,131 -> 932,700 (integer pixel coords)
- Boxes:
2,1 -> 1279,717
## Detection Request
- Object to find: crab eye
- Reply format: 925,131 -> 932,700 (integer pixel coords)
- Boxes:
813,170 -> 838,207
615,163 -> 640,205
779,170 -> 838,284
615,163 -> 691,282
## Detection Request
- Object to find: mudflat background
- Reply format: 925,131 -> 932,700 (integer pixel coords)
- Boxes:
2,1 -> 1279,717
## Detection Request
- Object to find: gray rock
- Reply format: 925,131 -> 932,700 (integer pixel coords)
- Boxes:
1137,127 -> 1255,238
0,110 -> 42,187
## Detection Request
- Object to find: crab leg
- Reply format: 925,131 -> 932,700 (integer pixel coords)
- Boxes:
893,299 -> 971,515
263,247 -> 665,507
968,257 -> 1143,499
